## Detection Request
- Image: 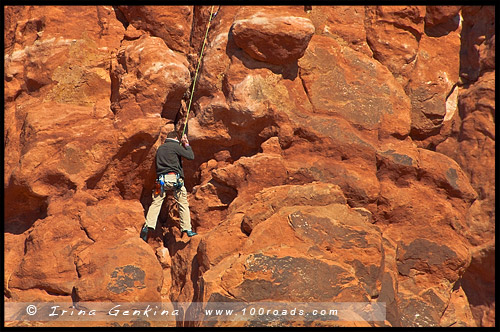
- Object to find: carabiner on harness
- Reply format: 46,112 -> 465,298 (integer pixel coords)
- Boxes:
158,174 -> 166,195
174,173 -> 184,190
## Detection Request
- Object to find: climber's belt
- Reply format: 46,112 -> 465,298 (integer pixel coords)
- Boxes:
157,172 -> 184,193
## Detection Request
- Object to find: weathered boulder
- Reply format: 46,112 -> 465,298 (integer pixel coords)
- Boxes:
383,224 -> 472,327
375,140 -> 477,230
425,6 -> 461,28
231,6 -> 315,65
76,197 -> 146,242
238,182 -> 347,235
299,35 -> 412,138
197,184 -> 389,327
74,236 -> 163,302
111,35 -> 191,121
9,215 -> 94,298
190,138 -> 288,231
5,102 -> 116,193
440,285 -> 476,327
4,6 -> 124,102
117,6 -> 193,53
406,30 -> 461,140
308,6 -> 372,56
424,6 -> 462,37
365,6 -> 426,86
4,101 -> 161,233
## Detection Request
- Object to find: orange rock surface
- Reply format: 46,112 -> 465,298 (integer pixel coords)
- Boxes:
4,5 -> 494,327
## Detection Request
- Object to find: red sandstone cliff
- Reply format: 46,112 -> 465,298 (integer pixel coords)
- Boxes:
4,5 -> 495,327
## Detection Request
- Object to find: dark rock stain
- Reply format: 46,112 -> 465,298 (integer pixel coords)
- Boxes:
238,254 -> 352,302
107,265 -> 146,294
397,239 -> 457,276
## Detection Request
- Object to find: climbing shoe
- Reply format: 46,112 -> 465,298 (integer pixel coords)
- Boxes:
140,224 -> 152,242
182,229 -> 198,237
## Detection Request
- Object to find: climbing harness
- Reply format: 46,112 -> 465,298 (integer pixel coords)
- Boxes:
155,173 -> 184,196
181,5 -> 220,138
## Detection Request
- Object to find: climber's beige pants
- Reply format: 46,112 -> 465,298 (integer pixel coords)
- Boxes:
145,174 -> 192,231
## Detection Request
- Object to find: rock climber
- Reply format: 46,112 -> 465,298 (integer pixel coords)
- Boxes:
141,130 -> 197,241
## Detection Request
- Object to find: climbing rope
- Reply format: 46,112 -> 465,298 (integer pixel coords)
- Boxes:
181,5 -> 218,138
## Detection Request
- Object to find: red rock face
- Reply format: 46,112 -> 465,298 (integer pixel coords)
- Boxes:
231,7 -> 315,65
4,5 -> 494,327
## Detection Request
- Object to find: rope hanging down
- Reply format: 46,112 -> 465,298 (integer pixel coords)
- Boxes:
181,5 -> 218,138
